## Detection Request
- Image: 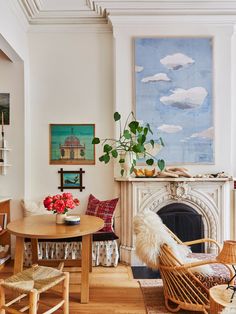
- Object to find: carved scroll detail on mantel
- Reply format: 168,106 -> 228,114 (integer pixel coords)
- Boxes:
168,182 -> 190,200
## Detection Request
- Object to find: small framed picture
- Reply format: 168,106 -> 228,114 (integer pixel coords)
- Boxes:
0,93 -> 10,125
58,168 -> 85,192
50,124 -> 95,165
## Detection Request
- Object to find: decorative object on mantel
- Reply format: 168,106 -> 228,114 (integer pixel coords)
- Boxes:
58,168 -> 85,192
134,168 -> 156,177
92,111 -> 165,177
0,111 -> 11,175
43,193 -> 80,224
194,172 -> 232,179
156,167 -> 192,178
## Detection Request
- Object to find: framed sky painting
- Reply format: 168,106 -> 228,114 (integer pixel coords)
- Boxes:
134,37 -> 214,164
50,124 -> 95,165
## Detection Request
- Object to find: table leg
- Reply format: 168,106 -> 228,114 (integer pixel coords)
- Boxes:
31,239 -> 39,265
14,237 -> 24,274
81,234 -> 91,303
89,235 -> 92,273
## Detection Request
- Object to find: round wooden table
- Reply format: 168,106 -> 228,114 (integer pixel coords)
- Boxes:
7,214 -> 104,303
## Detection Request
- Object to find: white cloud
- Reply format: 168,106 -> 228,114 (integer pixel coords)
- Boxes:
180,139 -> 187,142
190,127 -> 214,140
160,53 -> 195,70
141,73 -> 171,83
135,65 -> 144,73
158,124 -> 183,133
160,87 -> 208,109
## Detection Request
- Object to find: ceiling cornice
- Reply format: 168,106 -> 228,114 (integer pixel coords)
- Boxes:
15,0 -> 236,27
89,1 -> 236,17
17,0 -> 107,25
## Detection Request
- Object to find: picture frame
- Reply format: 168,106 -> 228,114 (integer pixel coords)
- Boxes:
58,168 -> 85,192
0,93 -> 10,125
134,37 -> 214,164
50,124 -> 95,165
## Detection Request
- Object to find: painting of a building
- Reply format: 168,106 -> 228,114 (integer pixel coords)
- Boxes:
60,129 -> 85,160
50,124 -> 95,165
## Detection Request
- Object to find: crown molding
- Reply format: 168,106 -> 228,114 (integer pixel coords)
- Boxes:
16,0 -> 236,26
28,23 -> 112,33
17,0 -> 107,25
89,1 -> 236,17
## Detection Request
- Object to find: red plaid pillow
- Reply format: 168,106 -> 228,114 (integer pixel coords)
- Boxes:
86,194 -> 119,232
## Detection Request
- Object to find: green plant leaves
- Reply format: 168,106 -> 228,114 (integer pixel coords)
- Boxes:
103,144 -> 112,153
111,150 -> 118,158
146,159 -> 154,166
114,112 -> 121,121
128,121 -> 139,134
158,159 -> 165,171
120,169 -> 124,176
150,139 -> 154,147
123,130 -> 131,139
92,137 -> 100,144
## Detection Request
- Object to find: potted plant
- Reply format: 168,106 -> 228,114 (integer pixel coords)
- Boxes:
92,112 -> 165,176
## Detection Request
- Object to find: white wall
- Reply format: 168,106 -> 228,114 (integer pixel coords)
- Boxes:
0,54 -> 24,221
28,31 -> 115,212
110,17 -> 234,176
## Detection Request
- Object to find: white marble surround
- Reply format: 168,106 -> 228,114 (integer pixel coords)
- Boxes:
115,177 -> 233,265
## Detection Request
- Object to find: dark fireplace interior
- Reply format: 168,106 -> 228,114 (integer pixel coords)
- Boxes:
158,203 -> 204,253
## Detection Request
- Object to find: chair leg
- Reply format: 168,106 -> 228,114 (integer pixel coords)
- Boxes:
62,272 -> 69,314
29,289 -> 38,314
0,281 -> 5,314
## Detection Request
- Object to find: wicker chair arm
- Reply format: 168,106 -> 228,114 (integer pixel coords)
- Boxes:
183,238 -> 221,252
172,259 -> 233,277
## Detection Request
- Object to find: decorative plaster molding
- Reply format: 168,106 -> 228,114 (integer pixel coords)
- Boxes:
17,0 -> 107,25
16,0 -> 236,26
117,179 -> 231,264
168,182 -> 190,200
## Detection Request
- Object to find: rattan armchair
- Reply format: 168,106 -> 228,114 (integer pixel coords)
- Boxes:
134,209 -> 233,314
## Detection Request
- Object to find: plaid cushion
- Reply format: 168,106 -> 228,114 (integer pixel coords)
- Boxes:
86,194 -> 119,232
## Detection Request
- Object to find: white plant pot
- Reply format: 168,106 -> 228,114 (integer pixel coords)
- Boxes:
119,152 -> 136,178
56,213 -> 67,224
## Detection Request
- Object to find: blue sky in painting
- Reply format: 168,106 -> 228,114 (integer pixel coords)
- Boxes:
135,38 -> 213,164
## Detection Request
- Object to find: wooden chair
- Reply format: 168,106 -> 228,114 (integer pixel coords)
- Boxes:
0,264 -> 69,314
134,209 -> 233,313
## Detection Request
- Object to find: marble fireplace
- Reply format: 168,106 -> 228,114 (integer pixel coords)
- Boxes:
115,177 -> 233,266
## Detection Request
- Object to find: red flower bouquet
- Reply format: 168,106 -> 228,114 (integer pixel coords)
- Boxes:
43,193 -> 80,214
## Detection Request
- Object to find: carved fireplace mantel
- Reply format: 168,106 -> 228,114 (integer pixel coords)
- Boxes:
115,177 -> 233,265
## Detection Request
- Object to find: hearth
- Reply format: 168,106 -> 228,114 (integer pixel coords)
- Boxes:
115,177 -> 232,265
158,203 -> 204,253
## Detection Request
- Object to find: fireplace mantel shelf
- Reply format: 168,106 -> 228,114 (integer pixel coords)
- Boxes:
115,177 -> 232,182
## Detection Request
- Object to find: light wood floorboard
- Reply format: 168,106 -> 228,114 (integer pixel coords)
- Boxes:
0,262 -> 146,314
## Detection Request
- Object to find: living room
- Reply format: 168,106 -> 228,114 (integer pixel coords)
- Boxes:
0,0 -> 236,313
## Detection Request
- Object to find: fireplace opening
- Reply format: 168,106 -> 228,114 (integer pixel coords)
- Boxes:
158,203 -> 204,253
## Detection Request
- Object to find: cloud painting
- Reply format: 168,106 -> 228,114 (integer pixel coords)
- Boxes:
134,37 -> 213,164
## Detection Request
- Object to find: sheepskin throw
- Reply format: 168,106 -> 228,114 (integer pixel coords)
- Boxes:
133,208 -> 191,269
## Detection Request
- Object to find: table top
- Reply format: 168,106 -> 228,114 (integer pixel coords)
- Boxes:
7,214 -> 104,239
210,284 -> 236,307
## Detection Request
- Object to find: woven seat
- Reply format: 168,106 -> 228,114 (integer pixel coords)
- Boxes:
0,265 -> 69,314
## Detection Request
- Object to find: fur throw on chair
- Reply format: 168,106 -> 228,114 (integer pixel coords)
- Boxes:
133,208 -> 213,274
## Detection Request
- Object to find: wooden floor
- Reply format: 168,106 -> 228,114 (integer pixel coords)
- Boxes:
0,262 -> 146,314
